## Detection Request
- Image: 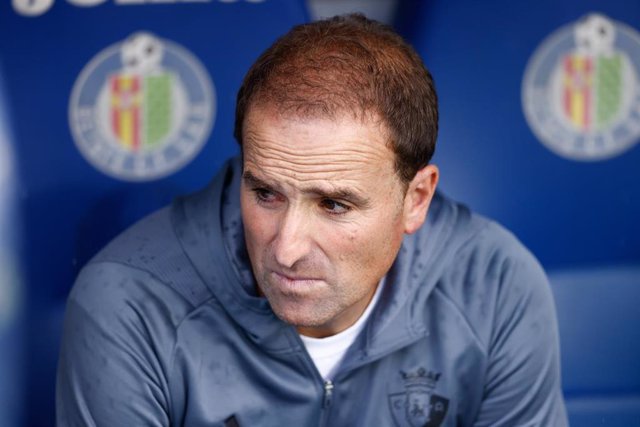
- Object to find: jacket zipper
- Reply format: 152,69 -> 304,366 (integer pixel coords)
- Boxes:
322,380 -> 333,409
319,380 -> 334,426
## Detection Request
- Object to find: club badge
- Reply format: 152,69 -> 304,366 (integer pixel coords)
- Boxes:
389,368 -> 449,427
69,32 -> 215,181
522,13 -> 640,161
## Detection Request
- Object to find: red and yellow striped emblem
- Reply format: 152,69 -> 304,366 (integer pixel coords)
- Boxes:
563,55 -> 593,131
110,75 -> 142,151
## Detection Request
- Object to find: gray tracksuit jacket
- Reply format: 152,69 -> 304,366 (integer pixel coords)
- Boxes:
57,157 -> 568,426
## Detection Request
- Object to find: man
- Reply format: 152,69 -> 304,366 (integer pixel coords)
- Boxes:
57,14 -> 567,426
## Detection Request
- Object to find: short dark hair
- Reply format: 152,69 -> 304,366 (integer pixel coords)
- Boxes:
234,13 -> 438,183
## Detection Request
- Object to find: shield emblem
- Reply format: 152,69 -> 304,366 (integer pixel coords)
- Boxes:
389,368 -> 449,427
109,72 -> 173,153
561,53 -> 622,132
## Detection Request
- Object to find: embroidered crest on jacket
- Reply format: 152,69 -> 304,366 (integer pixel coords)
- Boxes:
388,368 -> 449,427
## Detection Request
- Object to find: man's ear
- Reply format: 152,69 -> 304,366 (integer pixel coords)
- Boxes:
402,164 -> 439,234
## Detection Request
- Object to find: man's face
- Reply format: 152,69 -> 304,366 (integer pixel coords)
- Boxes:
240,107 -> 411,338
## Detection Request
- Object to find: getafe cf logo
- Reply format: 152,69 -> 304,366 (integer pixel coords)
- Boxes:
69,32 -> 215,181
522,13 -> 640,161
389,368 -> 449,427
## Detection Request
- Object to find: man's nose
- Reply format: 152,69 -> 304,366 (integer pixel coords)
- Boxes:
272,207 -> 312,269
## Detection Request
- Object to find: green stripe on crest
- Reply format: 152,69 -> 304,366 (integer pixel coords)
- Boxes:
596,55 -> 622,129
144,74 -> 172,147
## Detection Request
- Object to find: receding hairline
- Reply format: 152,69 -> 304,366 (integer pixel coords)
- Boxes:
242,99 -> 390,135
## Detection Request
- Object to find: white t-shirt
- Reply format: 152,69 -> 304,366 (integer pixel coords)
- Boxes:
299,278 -> 385,380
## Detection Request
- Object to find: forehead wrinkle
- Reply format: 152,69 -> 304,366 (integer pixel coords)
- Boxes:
242,111 -> 401,199
243,136 -> 394,173
245,157 -> 389,192
244,162 -> 365,192
243,136 -> 399,199
243,120 -> 393,161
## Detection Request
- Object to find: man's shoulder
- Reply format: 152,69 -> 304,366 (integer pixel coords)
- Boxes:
427,192 -> 540,270
73,205 -> 213,317
425,193 -> 551,348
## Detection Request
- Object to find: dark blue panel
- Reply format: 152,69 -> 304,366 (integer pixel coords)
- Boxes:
550,267 -> 640,394
565,396 -> 640,427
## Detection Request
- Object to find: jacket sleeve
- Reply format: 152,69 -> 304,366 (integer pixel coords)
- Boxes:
56,262 -> 174,427
472,250 -> 568,427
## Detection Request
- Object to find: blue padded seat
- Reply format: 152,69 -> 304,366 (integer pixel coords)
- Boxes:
549,266 -> 640,426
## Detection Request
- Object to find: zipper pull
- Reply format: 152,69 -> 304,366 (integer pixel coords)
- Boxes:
323,380 -> 334,409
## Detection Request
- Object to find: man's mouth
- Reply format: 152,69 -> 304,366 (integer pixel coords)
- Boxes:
270,271 -> 324,291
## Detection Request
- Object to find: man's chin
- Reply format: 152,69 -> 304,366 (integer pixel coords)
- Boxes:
269,301 -> 333,331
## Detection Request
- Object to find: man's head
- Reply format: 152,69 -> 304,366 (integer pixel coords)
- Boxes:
235,13 -> 438,184
237,14 -> 439,338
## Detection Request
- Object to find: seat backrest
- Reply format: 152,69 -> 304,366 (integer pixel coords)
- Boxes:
549,266 -> 640,394
549,266 -> 640,426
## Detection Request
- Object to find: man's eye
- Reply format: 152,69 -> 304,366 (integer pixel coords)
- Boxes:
254,188 -> 278,204
321,199 -> 350,215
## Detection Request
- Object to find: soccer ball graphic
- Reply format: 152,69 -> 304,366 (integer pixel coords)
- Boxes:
574,13 -> 615,56
121,32 -> 164,74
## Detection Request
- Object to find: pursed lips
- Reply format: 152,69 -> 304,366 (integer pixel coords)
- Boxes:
270,270 -> 324,291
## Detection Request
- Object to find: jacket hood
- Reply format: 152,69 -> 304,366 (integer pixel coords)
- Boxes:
172,156 -> 488,359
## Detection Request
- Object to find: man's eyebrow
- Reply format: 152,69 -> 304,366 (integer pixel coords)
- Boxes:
243,170 -> 273,190
242,170 -> 371,208
305,186 -> 371,208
